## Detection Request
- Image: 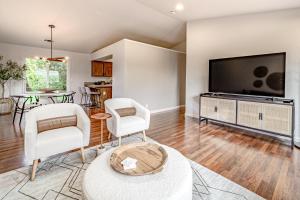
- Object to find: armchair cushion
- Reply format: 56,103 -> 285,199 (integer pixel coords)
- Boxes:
36,126 -> 83,159
118,116 -> 147,136
115,107 -> 136,117
37,115 -> 77,133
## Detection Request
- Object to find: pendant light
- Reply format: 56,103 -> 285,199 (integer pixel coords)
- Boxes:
44,24 -> 67,62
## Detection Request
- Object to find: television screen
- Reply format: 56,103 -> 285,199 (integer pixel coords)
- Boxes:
209,53 -> 286,97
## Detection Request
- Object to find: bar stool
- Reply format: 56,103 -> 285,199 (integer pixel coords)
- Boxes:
85,87 -> 101,107
79,87 -> 88,105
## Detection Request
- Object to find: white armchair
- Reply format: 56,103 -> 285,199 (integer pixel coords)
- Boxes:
25,103 -> 90,180
104,98 -> 150,145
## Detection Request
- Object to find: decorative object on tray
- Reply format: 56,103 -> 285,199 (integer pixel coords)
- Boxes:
110,142 -> 168,176
121,157 -> 137,170
0,55 -> 26,115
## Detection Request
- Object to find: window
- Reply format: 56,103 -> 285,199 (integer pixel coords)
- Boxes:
25,58 -> 67,92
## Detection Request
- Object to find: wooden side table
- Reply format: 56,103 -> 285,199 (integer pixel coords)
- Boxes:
91,113 -> 112,150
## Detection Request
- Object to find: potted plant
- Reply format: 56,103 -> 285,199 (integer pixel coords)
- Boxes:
0,55 -> 26,115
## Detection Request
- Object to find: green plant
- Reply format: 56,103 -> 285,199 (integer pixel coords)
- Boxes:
0,55 -> 26,98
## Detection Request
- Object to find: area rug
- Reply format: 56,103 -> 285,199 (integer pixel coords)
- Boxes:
0,135 -> 264,200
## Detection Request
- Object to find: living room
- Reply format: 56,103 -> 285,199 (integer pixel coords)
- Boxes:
0,0 -> 300,200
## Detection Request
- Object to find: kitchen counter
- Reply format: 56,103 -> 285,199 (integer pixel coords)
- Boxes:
87,84 -> 112,88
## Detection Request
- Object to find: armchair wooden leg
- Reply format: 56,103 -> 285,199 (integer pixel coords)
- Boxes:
31,160 -> 39,181
143,130 -> 147,142
80,147 -> 85,163
108,132 -> 111,140
118,137 -> 122,146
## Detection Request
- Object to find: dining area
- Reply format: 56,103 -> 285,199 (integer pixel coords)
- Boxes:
10,90 -> 76,125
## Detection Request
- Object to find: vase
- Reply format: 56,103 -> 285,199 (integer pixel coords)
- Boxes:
0,98 -> 13,115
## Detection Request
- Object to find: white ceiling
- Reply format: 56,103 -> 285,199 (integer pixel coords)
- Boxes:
0,0 -> 299,53
138,0 -> 300,21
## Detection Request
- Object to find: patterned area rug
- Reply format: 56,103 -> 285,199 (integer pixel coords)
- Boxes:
0,135 -> 264,200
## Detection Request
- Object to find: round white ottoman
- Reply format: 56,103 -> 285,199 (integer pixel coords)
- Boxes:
82,145 -> 192,200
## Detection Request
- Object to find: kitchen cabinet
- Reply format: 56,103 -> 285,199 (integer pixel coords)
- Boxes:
103,62 -> 112,77
91,61 -> 104,77
91,61 -> 112,77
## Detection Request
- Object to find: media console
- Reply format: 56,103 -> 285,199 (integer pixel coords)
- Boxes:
199,93 -> 295,148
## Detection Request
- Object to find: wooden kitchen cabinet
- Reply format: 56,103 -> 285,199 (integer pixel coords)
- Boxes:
103,62 -> 112,77
91,61 -> 104,76
91,61 -> 112,77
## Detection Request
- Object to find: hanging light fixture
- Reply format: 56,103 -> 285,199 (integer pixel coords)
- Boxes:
43,24 -> 66,62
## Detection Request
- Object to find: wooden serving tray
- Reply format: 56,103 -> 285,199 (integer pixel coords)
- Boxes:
110,142 -> 168,176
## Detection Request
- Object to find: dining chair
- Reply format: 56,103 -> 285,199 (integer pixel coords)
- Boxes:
11,95 -> 40,125
65,91 -> 76,103
48,91 -> 76,104
79,87 -> 88,105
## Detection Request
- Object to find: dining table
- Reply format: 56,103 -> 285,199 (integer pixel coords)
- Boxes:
10,91 -> 76,124
11,91 -> 75,104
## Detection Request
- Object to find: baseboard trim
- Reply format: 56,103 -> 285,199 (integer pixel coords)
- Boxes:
151,105 -> 184,114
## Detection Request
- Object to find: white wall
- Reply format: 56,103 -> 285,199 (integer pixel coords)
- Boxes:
0,42 -> 101,103
186,8 -> 300,141
92,39 -> 186,112
124,40 -> 185,111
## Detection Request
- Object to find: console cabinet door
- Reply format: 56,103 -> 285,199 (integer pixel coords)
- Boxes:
200,97 -> 218,120
237,101 -> 261,129
261,104 -> 292,136
217,99 -> 236,124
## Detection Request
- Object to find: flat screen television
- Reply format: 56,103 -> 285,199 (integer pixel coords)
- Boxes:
209,52 -> 286,97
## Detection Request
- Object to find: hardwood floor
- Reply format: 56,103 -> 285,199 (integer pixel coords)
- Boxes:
0,107 -> 300,200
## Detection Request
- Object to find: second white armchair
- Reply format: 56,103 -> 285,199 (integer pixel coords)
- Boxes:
104,98 -> 150,145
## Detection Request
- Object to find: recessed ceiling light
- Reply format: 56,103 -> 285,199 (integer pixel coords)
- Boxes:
175,3 -> 184,11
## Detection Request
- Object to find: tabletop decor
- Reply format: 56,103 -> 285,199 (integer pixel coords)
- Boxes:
0,55 -> 26,115
110,142 -> 168,176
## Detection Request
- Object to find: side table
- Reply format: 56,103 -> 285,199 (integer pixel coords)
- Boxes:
91,113 -> 112,152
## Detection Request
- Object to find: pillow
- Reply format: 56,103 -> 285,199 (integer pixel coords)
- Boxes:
37,115 -> 77,133
115,107 -> 136,117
